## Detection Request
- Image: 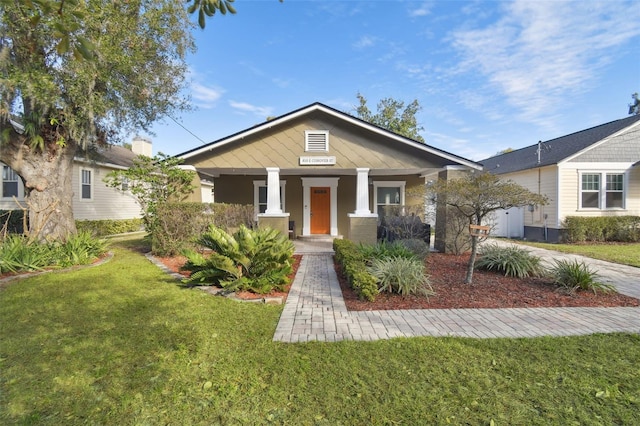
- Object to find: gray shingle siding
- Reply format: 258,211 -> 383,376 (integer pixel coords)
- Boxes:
570,126 -> 640,162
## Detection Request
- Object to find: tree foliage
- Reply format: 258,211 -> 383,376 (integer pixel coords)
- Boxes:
354,93 -> 425,142
428,172 -> 548,284
104,154 -> 195,234
0,0 -> 195,240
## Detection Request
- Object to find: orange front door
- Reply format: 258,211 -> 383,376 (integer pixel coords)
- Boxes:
310,187 -> 330,234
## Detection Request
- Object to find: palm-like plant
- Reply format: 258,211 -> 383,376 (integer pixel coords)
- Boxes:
182,225 -> 295,294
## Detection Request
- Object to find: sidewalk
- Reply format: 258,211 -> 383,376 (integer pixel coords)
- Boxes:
272,239 -> 640,342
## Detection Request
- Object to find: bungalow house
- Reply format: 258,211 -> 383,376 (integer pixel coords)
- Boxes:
481,114 -> 640,242
176,102 -> 482,247
1,137 -> 150,223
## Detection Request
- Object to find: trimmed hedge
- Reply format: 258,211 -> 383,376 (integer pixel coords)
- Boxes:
562,216 -> 640,243
152,202 -> 256,256
75,218 -> 143,237
333,239 -> 378,302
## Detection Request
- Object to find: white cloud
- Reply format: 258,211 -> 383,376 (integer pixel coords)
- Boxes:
450,0 -> 640,126
353,35 -> 377,49
229,101 -> 274,118
409,2 -> 433,17
191,83 -> 223,109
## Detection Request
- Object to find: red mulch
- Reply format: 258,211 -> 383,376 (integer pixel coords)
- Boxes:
338,253 -> 640,311
156,252 -> 639,309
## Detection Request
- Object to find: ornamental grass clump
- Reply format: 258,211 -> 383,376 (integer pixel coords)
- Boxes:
182,225 -> 295,294
357,240 -> 416,264
367,256 -> 434,297
475,244 -> 544,278
550,259 -> 615,294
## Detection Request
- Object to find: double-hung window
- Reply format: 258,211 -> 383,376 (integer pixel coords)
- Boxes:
373,181 -> 405,218
2,165 -> 20,198
253,180 -> 286,216
81,169 -> 92,200
580,172 -> 625,210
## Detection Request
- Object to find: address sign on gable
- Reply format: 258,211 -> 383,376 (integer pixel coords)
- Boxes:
299,156 -> 336,166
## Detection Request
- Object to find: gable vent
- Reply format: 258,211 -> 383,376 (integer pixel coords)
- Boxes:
305,130 -> 329,152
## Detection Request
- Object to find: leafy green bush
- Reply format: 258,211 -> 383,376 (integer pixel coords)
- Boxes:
75,218 -> 143,237
368,256 -> 434,297
333,239 -> 378,302
152,202 -> 256,256
549,259 -> 615,294
476,244 -> 544,278
182,225 -> 295,294
0,235 -> 53,274
0,232 -> 108,274
357,240 -> 416,263
562,216 -> 640,243
397,238 -> 430,260
51,232 -> 109,267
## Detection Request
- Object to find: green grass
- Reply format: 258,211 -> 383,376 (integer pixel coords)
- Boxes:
2,237 -> 640,424
510,240 -> 640,267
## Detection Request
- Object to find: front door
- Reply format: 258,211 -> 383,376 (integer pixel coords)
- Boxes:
310,187 -> 330,234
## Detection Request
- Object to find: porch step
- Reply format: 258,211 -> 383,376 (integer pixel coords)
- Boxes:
295,235 -> 342,242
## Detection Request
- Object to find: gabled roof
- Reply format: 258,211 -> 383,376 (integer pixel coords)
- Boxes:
176,102 -> 482,170
76,144 -> 139,169
481,114 -> 640,174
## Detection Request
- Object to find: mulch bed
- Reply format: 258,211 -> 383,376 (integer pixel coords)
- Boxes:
338,253 -> 640,311
157,252 -> 639,310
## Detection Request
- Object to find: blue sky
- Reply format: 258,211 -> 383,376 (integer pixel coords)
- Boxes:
143,0 -> 640,161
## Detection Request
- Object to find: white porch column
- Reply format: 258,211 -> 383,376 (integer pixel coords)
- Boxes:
354,167 -> 371,215
265,167 -> 282,214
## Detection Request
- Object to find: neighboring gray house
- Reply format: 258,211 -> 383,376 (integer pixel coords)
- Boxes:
1,138 -> 150,221
481,115 -> 640,242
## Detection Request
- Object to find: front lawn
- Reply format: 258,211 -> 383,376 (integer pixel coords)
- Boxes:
1,237 -> 639,425
509,240 -> 640,267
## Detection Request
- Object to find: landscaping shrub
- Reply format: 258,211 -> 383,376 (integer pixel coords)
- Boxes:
397,238 -> 430,260
0,232 -> 108,274
333,239 -> 378,302
75,218 -> 143,237
357,240 -> 416,263
549,259 -> 615,294
562,216 -> 640,243
182,225 -> 295,294
152,202 -> 256,256
0,235 -> 53,274
367,256 -> 434,297
476,244 -> 544,278
51,232 -> 110,267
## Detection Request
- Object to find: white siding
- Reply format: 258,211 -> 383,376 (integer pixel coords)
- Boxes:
497,166 -> 558,229
72,163 -> 142,220
0,162 -> 26,211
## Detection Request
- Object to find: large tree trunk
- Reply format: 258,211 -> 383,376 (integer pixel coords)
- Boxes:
1,130 -> 78,242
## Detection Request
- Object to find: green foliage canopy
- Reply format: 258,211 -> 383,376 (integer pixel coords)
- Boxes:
354,93 -> 425,142
104,154 -> 196,234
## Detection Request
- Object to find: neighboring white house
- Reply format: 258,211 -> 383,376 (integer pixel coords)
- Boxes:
481,115 -> 640,242
1,138 -> 150,221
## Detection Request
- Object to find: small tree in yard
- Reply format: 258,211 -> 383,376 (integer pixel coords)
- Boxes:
104,154 -> 195,235
429,172 -> 548,284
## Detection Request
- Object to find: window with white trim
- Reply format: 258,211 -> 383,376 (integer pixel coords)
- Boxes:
2,165 -> 20,198
579,172 -> 625,210
304,130 -> 329,152
81,169 -> 92,200
253,180 -> 286,216
373,181 -> 405,217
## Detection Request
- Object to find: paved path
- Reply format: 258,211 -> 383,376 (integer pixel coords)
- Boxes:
273,239 -> 640,342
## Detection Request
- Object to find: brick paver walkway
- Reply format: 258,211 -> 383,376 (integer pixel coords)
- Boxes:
273,240 -> 640,342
